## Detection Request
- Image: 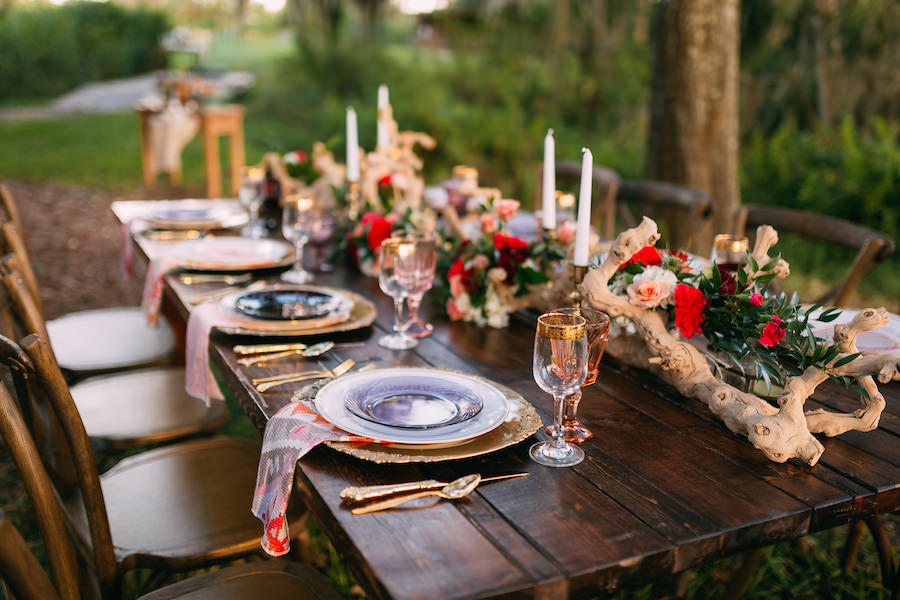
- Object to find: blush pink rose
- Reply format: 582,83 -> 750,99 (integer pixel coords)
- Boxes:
480,213 -> 496,234
471,254 -> 490,270
494,199 -> 520,221
626,279 -> 670,309
557,221 -> 576,245
446,298 -> 465,321
449,274 -> 465,297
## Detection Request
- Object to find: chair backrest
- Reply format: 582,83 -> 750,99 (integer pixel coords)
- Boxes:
0,256 -> 50,342
0,222 -> 44,318
615,179 -> 714,251
0,184 -> 27,243
0,362 -> 81,600
0,324 -> 117,590
0,509 -> 64,600
736,204 -> 896,307
540,160 -> 621,240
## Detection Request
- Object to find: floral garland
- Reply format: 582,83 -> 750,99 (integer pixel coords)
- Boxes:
607,245 -> 851,389
282,150 -> 321,183
436,199 -> 566,328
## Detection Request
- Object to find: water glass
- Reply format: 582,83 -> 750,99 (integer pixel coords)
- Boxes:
403,233 -> 437,338
281,194 -> 315,284
710,234 -> 749,274
239,166 -> 265,238
530,312 -> 589,467
309,209 -> 337,272
378,238 -> 419,350
546,306 -> 610,443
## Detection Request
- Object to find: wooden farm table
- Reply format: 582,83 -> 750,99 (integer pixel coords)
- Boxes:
119,211 -> 900,599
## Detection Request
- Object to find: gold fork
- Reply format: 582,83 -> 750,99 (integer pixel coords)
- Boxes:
254,359 -> 355,392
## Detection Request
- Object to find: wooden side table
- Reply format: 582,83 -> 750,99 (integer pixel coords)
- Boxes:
200,105 -> 245,198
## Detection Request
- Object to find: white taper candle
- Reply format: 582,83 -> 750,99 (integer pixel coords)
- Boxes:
542,129 -> 556,230
376,84 -> 389,150
573,147 -> 593,266
346,107 -> 359,182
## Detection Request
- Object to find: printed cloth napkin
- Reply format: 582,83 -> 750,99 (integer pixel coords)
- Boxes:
184,301 -> 349,403
251,384 -> 379,556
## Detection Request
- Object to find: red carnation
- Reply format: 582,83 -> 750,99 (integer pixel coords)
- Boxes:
361,212 -> 380,225
448,258 -> 464,279
759,316 -> 786,347
749,293 -> 764,306
366,217 -> 393,250
673,283 -> 706,338
294,150 -> 307,162
620,246 -> 663,270
378,174 -> 392,186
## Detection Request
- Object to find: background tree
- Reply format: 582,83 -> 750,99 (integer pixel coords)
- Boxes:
645,0 -> 741,250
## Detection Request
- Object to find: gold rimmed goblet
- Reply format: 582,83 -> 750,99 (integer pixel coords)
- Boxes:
545,306 -> 610,443
530,311 -> 589,467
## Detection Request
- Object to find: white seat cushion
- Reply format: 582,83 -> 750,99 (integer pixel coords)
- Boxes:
46,307 -> 175,371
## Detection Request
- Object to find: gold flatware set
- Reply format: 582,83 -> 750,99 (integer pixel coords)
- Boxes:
342,473 -> 529,515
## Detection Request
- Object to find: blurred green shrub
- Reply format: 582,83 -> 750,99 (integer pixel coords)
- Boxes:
742,117 -> 899,242
0,2 -> 169,99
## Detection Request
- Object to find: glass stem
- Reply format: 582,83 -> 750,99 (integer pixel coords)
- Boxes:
294,240 -> 306,272
407,296 -> 421,324
562,389 -> 582,426
250,201 -> 260,224
551,393 -> 568,450
393,297 -> 406,335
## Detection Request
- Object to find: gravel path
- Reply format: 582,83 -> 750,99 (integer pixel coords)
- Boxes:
5,180 -> 173,318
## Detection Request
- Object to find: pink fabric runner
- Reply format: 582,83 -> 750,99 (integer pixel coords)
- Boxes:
251,398 -> 378,556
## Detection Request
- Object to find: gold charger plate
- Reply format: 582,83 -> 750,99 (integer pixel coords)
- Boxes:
217,287 -> 376,337
323,379 -> 541,463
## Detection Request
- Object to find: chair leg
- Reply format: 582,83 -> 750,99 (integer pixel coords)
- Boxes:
842,520 -> 867,574
722,546 -> 768,600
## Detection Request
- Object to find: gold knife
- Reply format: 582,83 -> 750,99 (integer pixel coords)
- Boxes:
234,341 -> 365,356
340,473 -> 529,503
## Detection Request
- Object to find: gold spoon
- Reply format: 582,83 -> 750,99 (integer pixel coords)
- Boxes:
352,474 -> 482,515
237,341 -> 335,366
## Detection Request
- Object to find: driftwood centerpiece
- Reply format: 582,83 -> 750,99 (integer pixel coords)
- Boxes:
581,217 -> 900,465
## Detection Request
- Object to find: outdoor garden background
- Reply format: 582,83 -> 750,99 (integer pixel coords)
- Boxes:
0,0 -> 898,597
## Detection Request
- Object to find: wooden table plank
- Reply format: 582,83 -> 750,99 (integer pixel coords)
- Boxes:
116,207 -> 900,599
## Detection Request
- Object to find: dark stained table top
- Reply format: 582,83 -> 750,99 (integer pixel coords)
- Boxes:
123,220 -> 900,600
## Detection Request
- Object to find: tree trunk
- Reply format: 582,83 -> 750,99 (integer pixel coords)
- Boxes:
646,0 -> 741,251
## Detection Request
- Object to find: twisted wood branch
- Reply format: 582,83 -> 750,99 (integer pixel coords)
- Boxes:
581,217 -> 899,466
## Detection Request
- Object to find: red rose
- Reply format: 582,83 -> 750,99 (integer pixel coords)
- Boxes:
673,283 -> 706,338
361,212 -> 380,225
448,258 -> 464,279
366,217 -> 393,250
378,174 -> 392,186
759,316 -> 786,347
719,269 -> 737,295
294,150 -> 307,162
749,293 -> 764,306
505,235 -> 527,251
620,246 -> 663,270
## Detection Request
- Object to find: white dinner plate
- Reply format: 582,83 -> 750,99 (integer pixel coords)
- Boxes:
145,203 -> 248,230
314,368 -> 510,446
167,237 -> 293,272
810,308 -> 900,354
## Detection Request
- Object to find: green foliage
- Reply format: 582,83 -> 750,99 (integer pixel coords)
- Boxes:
0,2 -> 169,99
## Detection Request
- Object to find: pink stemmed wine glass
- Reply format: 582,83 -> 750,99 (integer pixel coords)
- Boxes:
545,306 -> 610,443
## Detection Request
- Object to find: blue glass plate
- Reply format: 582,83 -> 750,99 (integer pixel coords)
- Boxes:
235,289 -> 336,321
344,377 -> 483,429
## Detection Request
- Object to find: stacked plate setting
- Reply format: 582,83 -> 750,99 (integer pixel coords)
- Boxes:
315,368 -> 512,449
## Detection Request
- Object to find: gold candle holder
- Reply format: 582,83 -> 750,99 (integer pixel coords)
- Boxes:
541,226 -> 558,242
345,180 -> 360,221
569,263 -> 588,307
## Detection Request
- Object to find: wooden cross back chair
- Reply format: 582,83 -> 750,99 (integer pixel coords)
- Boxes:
0,256 -> 225,451
0,331 -> 310,598
544,160 -> 621,240
0,184 -> 177,377
615,179 -> 714,251
0,373 -> 340,600
735,205 -> 896,307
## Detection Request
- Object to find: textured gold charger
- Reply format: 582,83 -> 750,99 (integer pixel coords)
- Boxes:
291,372 -> 542,463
